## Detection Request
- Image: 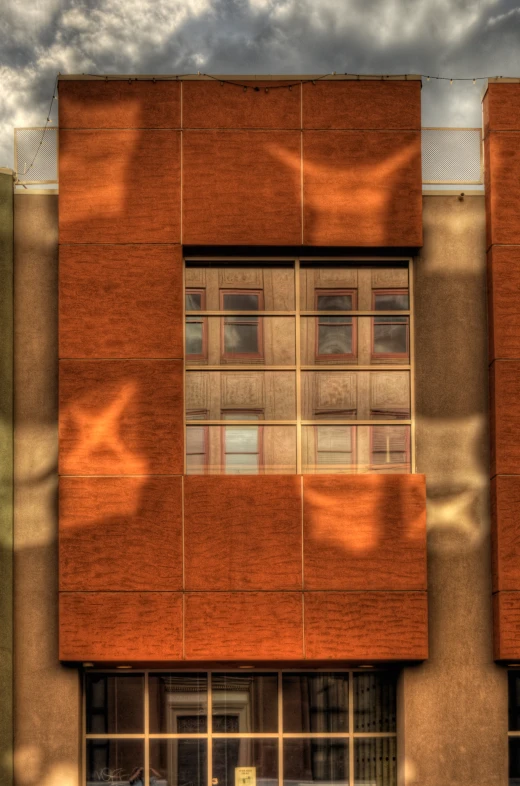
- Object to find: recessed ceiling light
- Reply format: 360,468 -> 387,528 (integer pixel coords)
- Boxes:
358,665 -> 374,669
238,665 -> 254,669
116,665 -> 132,669
82,662 -> 94,668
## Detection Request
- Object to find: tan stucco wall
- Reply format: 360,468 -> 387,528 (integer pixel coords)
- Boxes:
13,194 -> 80,786
399,194 -> 508,786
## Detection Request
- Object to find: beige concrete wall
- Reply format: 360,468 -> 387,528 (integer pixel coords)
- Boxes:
13,194 -> 80,786
400,194 -> 508,786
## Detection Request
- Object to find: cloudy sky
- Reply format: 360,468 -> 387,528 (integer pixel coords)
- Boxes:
2,0 -> 520,168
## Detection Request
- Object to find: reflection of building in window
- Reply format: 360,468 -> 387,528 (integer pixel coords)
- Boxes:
185,289 -> 207,360
315,289 -> 356,360
370,425 -> 410,471
222,411 -> 263,474
186,411 -> 209,473
221,290 -> 264,361
372,289 -> 409,359
315,425 -> 355,471
185,263 -> 413,474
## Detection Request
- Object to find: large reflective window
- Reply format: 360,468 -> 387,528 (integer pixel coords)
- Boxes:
284,739 -> 349,786
149,673 -> 208,734
150,740 -> 207,786
283,673 -> 349,733
86,673 -> 144,734
212,673 -> 278,732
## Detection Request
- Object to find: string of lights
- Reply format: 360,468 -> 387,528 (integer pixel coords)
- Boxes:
19,70 -> 512,177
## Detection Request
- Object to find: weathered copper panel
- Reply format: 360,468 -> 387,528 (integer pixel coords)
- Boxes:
59,477 -> 183,591
59,244 -> 183,359
59,359 -> 184,475
59,130 -> 181,244
184,476 -> 302,591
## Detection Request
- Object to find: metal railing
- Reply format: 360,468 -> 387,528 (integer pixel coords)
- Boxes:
14,127 -> 58,185
13,126 -> 484,187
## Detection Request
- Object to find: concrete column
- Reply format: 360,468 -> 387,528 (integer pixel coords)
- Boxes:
0,169 -> 14,786
400,194 -> 508,786
13,193 -> 80,786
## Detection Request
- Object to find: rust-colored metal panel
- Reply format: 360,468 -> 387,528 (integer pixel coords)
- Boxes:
303,474 -> 427,591
483,84 -> 520,134
59,130 -> 180,244
59,244 -> 183,359
59,477 -> 183,591
59,80 -> 181,128
487,246 -> 520,361
304,591 -> 428,661
485,133 -> 520,248
184,476 -> 302,591
59,592 -> 183,661
185,592 -> 304,659
183,81 -> 301,129
182,130 -> 302,245
492,591 -> 520,660
302,81 -> 421,130
303,130 -> 422,246
489,360 -> 520,477
59,359 -> 183,475
490,475 -> 520,593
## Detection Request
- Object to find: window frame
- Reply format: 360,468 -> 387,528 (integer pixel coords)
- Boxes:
314,288 -> 358,362
185,288 -> 208,361
220,289 -> 265,361
371,288 -> 410,361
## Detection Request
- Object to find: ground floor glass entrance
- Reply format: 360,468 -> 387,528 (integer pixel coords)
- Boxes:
85,671 -> 397,786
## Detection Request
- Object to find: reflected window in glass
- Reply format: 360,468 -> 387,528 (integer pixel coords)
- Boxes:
372,290 -> 409,359
86,673 -> 144,734
315,290 -> 356,361
222,412 -> 263,475
221,290 -> 263,360
212,672 -> 278,732
186,289 -> 207,360
371,426 -> 410,471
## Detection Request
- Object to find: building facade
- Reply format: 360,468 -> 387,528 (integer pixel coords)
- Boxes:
2,74 -> 520,786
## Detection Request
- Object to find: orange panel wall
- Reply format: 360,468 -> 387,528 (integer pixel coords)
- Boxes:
484,82 -> 520,659
58,78 -> 426,664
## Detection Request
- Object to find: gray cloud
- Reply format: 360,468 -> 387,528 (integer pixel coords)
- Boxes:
2,0 -> 520,168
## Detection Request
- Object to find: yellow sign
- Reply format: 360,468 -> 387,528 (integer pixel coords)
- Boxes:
235,767 -> 256,786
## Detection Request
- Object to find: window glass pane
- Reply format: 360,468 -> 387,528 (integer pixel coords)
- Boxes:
284,740 -> 349,786
186,293 -> 203,311
353,672 -> 397,732
510,738 -> 520,784
186,426 -> 297,475
283,673 -> 349,733
318,323 -> 353,356
509,671 -> 520,731
86,674 -> 144,734
186,372 -> 297,421
317,294 -> 353,311
302,426 -> 410,474
224,322 -> 260,356
222,293 -> 261,311
213,739 -> 278,786
186,427 -> 206,453
150,740 -> 207,786
374,292 -> 409,310
301,317 -> 409,366
186,321 -> 204,356
86,740 -> 144,786
354,738 -> 397,786
149,673 -> 208,734
186,318 -> 296,367
212,673 -> 278,732
225,427 -> 259,454
302,371 -> 410,420
373,322 -> 408,356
